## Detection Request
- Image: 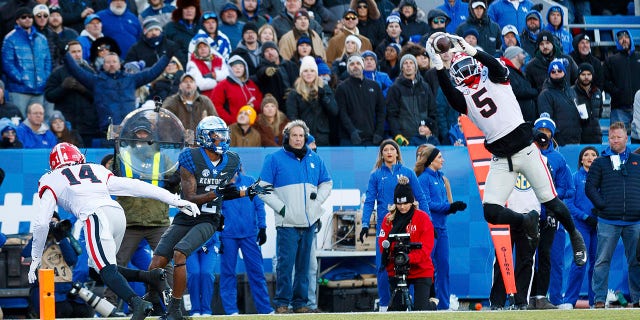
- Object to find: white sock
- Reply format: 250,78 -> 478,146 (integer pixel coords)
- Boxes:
379,306 -> 388,312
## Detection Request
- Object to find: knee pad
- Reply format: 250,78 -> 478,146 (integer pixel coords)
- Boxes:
483,203 -> 502,224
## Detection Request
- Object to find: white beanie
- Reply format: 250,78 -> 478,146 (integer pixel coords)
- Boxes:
299,56 -> 318,75
345,35 -> 362,52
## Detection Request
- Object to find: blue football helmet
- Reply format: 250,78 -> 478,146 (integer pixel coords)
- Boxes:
196,116 -> 230,154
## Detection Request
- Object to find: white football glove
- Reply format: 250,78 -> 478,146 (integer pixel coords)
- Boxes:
28,258 -> 41,284
425,41 -> 444,71
448,34 -> 477,56
176,200 -> 201,217
426,31 -> 447,51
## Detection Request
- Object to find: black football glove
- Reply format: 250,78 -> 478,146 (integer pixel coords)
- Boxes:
448,201 -> 467,214
534,131 -> 549,146
216,183 -> 241,199
257,228 -> 267,246
247,178 -> 274,200
359,227 -> 369,243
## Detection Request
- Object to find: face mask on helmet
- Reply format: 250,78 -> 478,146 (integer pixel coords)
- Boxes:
196,116 -> 230,154
450,53 -> 481,86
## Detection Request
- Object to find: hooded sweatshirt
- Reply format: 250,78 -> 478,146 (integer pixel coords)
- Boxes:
603,29 -> 640,110
543,5 -> 573,55
454,2 -> 502,55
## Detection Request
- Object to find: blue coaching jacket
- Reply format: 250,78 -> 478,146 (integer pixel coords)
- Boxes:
539,143 -> 574,220
418,168 -> 449,229
259,147 -> 332,228
566,166 -> 595,223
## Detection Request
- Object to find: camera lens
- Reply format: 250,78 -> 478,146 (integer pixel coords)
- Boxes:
310,192 -> 317,200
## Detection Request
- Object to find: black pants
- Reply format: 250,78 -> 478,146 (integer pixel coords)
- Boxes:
388,277 -> 434,311
490,226 -> 536,307
531,218 -> 557,296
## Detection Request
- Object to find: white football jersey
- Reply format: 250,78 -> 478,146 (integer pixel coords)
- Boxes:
457,67 -> 525,143
38,163 -> 121,221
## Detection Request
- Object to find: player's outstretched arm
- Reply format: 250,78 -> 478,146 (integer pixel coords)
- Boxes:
29,190 -> 57,283
472,50 -> 509,83
107,175 -> 200,216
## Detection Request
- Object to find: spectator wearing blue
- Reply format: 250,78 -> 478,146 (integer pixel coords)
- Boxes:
185,233 -> 219,316
500,24 -> 520,52
415,144 -> 467,309
16,103 -> 57,149
77,14 -> 104,61
410,119 -> 440,146
0,121 -> 22,149
362,50 -> 392,97
165,0 -> 202,60
258,120 -> 333,314
97,0 -> 143,58
397,0 -> 428,42
454,0 -> 501,56
374,12 -> 404,61
520,10 -> 543,57
2,8 -> 52,119
487,0 -> 533,32
219,171 -> 274,315
436,0 -> 468,34
603,29 -> 640,131
359,139 -> 430,312
525,30 -> 579,92
139,0 -> 176,27
239,0 -> 268,28
218,2 -> 245,49
564,146 -> 599,308
586,121 -> 640,309
64,49 -> 172,132
543,5 -> 573,55
188,11 -> 233,61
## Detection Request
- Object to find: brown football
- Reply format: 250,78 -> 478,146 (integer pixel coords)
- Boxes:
435,35 -> 451,53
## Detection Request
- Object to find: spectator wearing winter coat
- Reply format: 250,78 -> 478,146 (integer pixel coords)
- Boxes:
487,0 -> 534,32
126,17 -> 186,67
420,9 -> 450,45
285,56 -> 339,145
162,73 -> 217,132
57,0 -> 93,33
231,22 -> 262,76
188,12 -> 232,61
186,38 -> 229,103
218,2 -> 245,49
44,40 -> 100,145
537,59 -> 582,146
570,33 -> 604,90
239,0 -> 268,28
271,0 -> 322,39
0,123 -> 23,149
543,5 -> 572,55
335,54 -> 385,146
500,46 -> 538,123
525,30 -> 578,92
255,41 -> 299,109
165,0 -> 202,59
436,0 -> 468,34
211,55 -> 263,125
351,0 -> 384,49
229,105 -> 261,146
304,0 -> 338,36
279,10 -> 326,61
500,24 -> 521,53
573,63 -> 603,144
77,14 -> 104,61
603,29 -> 640,130
96,0 -> 142,58
375,13 -> 405,61
148,56 -> 184,100
15,102 -> 57,149
2,8 -> 52,118
325,9 -> 372,64
454,0 -> 501,57
520,10 -> 543,57
253,94 -> 290,146
64,50 -> 171,131
45,5 -> 80,69
362,50 -> 392,97
139,0 -> 176,27
397,0 -> 428,42
386,54 -> 437,145
0,80 -> 23,122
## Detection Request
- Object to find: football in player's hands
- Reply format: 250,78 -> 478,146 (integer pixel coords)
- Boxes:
434,34 -> 452,54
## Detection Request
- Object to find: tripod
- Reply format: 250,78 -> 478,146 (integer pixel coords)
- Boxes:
388,274 -> 413,311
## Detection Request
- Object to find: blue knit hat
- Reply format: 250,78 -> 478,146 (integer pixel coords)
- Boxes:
297,35 -> 312,46
534,112 -> 556,136
316,58 -> 331,75
361,50 -> 377,60
548,59 -> 566,75
386,12 -> 401,25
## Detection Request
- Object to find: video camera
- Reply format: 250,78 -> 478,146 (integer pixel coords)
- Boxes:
382,233 -> 422,277
49,219 -> 83,255
68,282 -> 118,317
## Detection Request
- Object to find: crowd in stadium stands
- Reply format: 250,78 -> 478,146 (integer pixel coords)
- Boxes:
2,0 -> 640,315
0,0 -> 637,150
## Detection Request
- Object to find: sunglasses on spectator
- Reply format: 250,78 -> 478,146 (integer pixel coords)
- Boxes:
168,61 -> 177,65
357,5 -> 367,8
19,14 -> 33,20
202,12 -> 218,20
550,70 -> 564,74
344,16 -> 357,20
98,45 -> 111,51
433,17 -> 446,24
36,14 -> 49,18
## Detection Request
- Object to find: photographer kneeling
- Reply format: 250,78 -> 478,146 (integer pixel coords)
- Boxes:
378,176 -> 436,311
